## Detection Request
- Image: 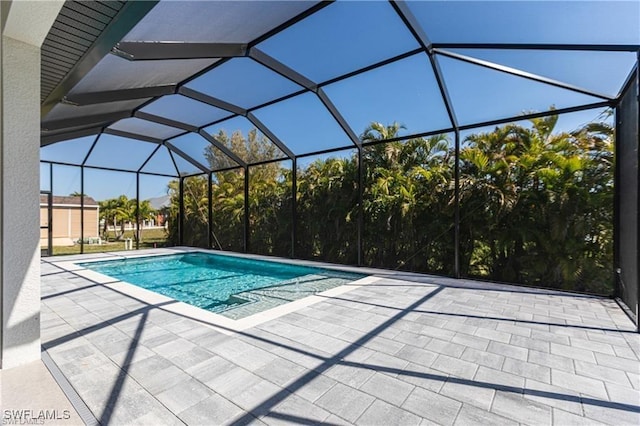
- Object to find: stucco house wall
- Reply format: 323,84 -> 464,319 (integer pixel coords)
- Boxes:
39,195 -> 99,246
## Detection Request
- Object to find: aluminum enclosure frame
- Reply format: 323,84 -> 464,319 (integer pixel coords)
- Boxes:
40,1 -> 640,327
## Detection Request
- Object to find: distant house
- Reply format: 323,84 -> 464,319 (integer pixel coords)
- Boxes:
40,195 -> 99,247
147,195 -> 170,227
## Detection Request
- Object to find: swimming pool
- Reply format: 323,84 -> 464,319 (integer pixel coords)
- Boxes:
79,252 -> 366,319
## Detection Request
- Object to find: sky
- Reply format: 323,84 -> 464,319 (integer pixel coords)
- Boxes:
41,0 -> 639,201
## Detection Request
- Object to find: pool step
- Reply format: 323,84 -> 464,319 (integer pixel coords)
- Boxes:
219,274 -> 351,320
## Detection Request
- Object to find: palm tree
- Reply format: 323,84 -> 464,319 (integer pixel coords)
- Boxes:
113,195 -> 132,240
458,113 -> 614,293
361,121 -> 406,142
212,169 -> 245,250
360,121 -> 455,273
296,155 -> 358,264
129,199 -> 155,243
160,115 -> 614,294
98,195 -> 132,241
99,197 -> 122,239
166,176 -> 210,247
361,121 -> 406,169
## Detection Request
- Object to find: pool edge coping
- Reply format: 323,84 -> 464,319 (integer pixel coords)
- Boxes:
43,247 -> 382,334
43,247 -> 614,334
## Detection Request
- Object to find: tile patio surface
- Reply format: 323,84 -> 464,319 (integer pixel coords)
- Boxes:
41,249 -> 640,425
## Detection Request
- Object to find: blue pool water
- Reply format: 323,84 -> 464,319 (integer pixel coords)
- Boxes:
79,252 -> 365,319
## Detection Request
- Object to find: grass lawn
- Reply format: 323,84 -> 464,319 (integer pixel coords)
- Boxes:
52,228 -> 170,256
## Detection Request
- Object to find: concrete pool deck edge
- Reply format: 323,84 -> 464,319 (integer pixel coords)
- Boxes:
43,247 -> 384,334
43,247 -> 623,335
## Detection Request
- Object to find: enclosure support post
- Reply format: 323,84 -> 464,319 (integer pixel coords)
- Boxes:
614,106 -> 621,300
244,166 -> 250,253
636,50 -> 640,332
208,172 -> 213,249
136,172 -> 140,250
454,130 -> 461,278
80,166 -> 84,254
357,147 -> 364,266
49,164 -> 53,255
614,52 -> 640,331
291,157 -> 297,258
179,177 -> 184,246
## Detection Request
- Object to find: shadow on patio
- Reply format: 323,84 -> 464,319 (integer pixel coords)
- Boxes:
40,262 -> 640,425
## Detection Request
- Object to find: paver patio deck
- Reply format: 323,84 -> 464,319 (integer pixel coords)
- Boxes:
40,249 -> 639,425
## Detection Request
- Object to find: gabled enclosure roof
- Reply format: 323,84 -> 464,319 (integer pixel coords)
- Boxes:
41,0 -> 640,177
